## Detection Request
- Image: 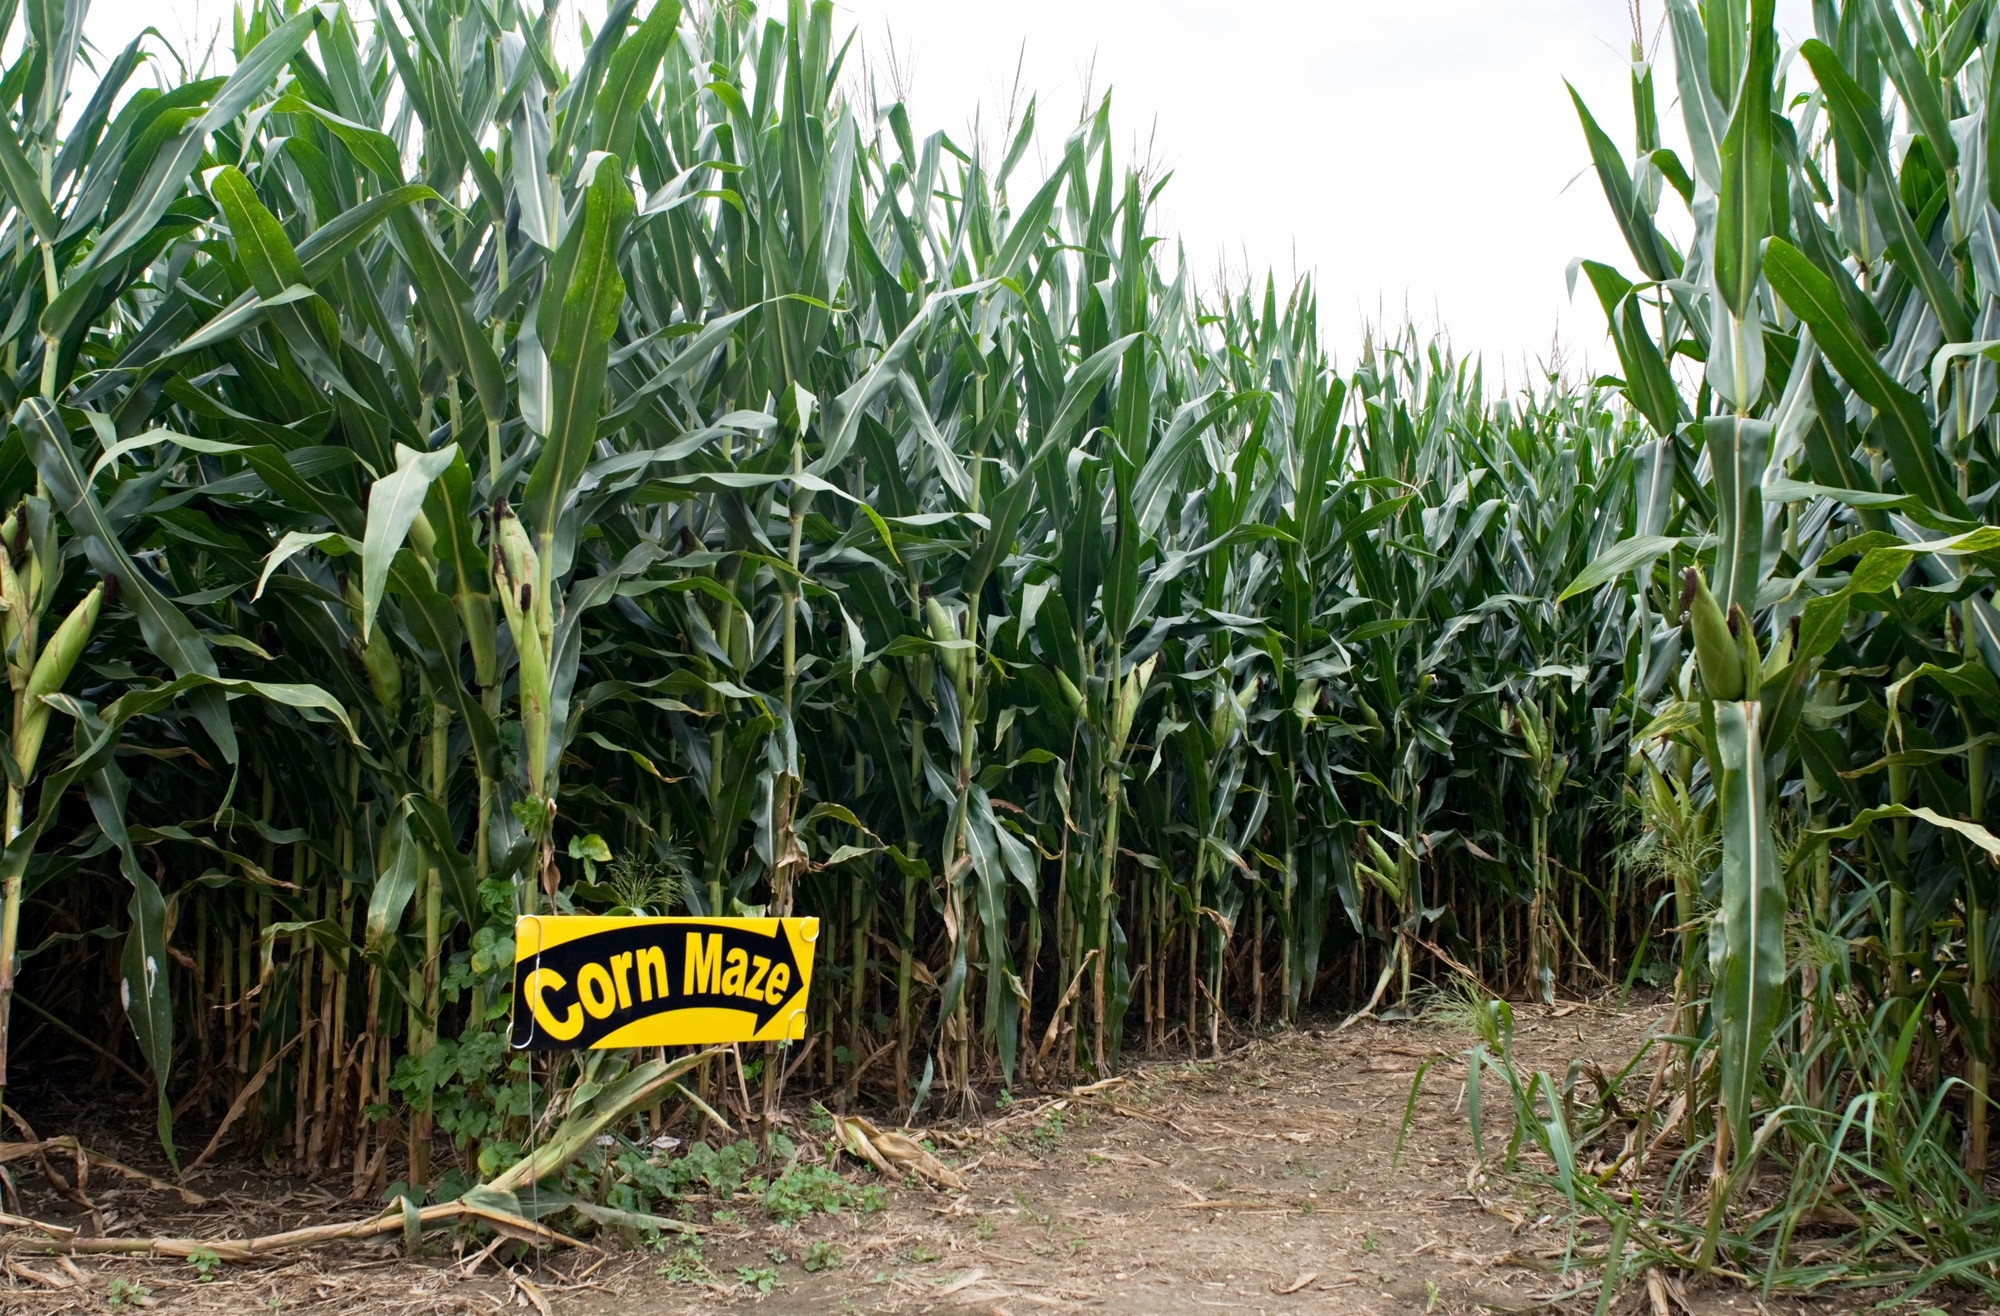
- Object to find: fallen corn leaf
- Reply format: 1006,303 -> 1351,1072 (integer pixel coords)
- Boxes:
834,1115 -> 965,1190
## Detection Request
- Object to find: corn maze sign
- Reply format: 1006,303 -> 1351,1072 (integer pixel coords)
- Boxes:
509,916 -> 818,1050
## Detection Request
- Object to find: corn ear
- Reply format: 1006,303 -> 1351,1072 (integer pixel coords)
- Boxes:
1684,568 -> 1743,700
493,505 -> 551,797
1729,603 -> 1761,697
925,596 -> 967,689
13,583 -> 100,778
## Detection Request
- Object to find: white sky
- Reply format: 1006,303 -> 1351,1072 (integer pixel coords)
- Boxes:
74,0 -> 1820,377
835,0 -> 1816,378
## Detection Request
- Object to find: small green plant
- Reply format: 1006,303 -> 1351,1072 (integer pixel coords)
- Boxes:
106,1278 -> 152,1307
1361,1230 -> 1379,1254
187,1246 -> 221,1281
764,1162 -> 883,1224
1013,1191 -> 1051,1228
737,1265 -> 779,1293
658,1240 -> 714,1286
802,1240 -> 844,1272
975,1215 -> 995,1239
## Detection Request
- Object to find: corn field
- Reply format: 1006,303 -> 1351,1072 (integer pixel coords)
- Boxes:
0,0 -> 1996,1291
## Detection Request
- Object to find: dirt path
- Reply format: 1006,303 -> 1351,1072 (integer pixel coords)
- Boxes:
3,1001 -> 1989,1314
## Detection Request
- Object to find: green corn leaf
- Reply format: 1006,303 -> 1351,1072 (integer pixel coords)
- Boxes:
18,399 -> 237,763
1558,534 -> 1682,601
590,0 -> 682,169
0,128 -> 57,242
1765,477 -> 1975,533
83,6 -> 321,278
1711,699 -> 1787,1161
1813,804 -> 2000,858
110,812 -> 177,1164
1713,0 -> 1774,318
1703,415 -> 1770,615
297,184 -> 439,278
387,209 -> 508,431
989,129 -> 1079,283
1133,391 -> 1239,537
406,792 -> 481,930
813,280 -> 996,474
1799,40 -> 1886,176
1536,1070 -> 1579,1201
1570,85 -> 1678,283
1578,261 -> 1680,435
1666,0 -> 1726,189
361,443 -> 459,642
387,551 -> 498,782
63,718 -> 177,1164
365,807 -> 421,956
1763,238 -> 1966,520
1988,34 -> 2000,209
523,153 -> 635,542
273,93 -> 405,182
552,0 -> 639,173
962,456 -> 1032,604
207,166 -> 349,382
1867,0 -> 1955,169
255,529 -> 351,598
1869,167 -> 1972,344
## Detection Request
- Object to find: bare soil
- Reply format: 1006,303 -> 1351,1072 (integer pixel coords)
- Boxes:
3,999 -> 1993,1314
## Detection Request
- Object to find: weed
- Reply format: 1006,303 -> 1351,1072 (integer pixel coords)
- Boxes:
657,1240 -> 715,1286
188,1245 -> 221,1281
765,1162 -> 883,1223
106,1279 -> 152,1307
803,1240 -> 844,1272
1012,1191 -> 1051,1227
737,1265 -> 779,1293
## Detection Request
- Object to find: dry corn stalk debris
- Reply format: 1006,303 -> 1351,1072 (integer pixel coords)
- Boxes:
833,1115 -> 966,1191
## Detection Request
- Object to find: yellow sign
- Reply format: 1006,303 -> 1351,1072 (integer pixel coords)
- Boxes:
508,916 -> 818,1051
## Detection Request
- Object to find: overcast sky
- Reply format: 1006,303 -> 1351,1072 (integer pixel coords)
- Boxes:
74,0 -> 1819,378
832,0 -> 1817,378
